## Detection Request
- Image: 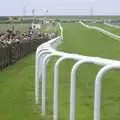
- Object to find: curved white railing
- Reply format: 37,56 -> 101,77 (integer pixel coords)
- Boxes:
35,23 -> 120,120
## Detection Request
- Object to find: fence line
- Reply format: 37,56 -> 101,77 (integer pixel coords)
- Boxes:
35,23 -> 120,120
79,21 -> 120,41
104,22 -> 120,29
94,64 -> 120,120
0,38 -> 47,70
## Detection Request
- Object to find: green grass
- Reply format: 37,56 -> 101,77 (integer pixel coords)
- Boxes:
60,23 -> 120,60
45,23 -> 120,120
0,23 -> 29,33
40,23 -> 59,34
0,23 -> 120,120
0,54 -> 42,120
94,23 -> 120,36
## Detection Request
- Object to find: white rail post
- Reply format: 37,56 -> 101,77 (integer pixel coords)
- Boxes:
35,26 -> 120,120
54,56 -> 77,120
94,64 -> 120,120
35,50 -> 51,104
41,54 -> 56,114
35,36 -> 62,105
70,59 -> 96,120
41,53 -> 61,114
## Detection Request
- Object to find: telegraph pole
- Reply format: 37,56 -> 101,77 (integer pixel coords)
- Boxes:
23,6 -> 26,17
32,9 -> 35,24
90,7 -> 93,16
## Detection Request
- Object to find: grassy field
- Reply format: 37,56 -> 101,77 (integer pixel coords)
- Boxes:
93,23 -> 120,36
0,54 -> 42,120
0,23 -> 120,120
45,23 -> 120,120
0,23 -> 29,33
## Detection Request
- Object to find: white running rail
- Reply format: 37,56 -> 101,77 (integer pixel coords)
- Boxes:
104,22 -> 120,29
80,21 -> 120,41
35,23 -> 120,120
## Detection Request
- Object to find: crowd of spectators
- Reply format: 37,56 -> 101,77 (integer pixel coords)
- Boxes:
0,24 -> 57,70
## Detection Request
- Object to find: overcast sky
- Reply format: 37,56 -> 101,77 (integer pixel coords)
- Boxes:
0,0 -> 120,16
